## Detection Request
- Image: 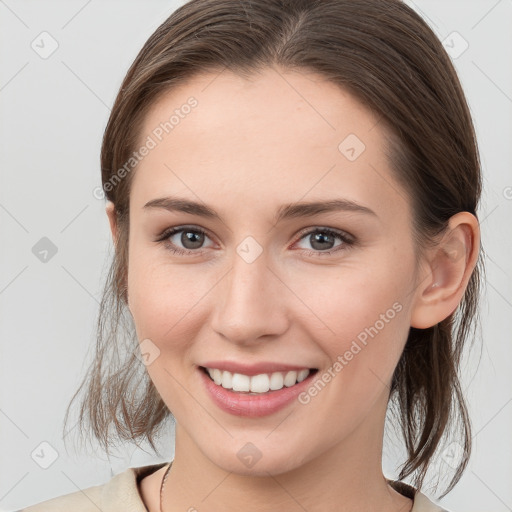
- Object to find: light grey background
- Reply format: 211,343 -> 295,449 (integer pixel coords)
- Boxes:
1,1 -> 511,511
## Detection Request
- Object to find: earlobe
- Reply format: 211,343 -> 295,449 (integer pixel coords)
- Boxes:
410,212 -> 480,329
105,200 -> 118,245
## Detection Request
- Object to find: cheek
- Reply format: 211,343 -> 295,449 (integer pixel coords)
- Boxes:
127,250 -> 215,346
292,253 -> 412,336
126,255 -> 209,411
292,254 -> 414,387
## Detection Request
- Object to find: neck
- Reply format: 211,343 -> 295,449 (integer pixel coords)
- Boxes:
160,398 -> 412,512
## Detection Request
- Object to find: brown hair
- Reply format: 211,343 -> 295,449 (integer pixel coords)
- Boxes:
64,0 -> 483,497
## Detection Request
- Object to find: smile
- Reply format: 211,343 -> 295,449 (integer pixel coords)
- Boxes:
198,365 -> 319,417
202,366 -> 314,394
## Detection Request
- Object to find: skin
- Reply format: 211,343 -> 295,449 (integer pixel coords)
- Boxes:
106,65 -> 480,512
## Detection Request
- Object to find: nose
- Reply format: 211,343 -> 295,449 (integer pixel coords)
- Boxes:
210,248 -> 290,346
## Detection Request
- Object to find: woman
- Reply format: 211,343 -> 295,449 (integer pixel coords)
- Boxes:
22,0 -> 483,510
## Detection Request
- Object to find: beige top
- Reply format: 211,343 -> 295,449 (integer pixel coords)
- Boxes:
19,462 -> 450,512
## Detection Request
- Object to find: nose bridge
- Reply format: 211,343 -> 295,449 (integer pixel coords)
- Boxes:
211,240 -> 288,344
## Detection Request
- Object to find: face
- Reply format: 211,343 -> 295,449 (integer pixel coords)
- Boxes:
123,66 -> 424,475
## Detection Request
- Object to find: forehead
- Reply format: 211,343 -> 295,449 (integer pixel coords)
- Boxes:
130,66 -> 410,221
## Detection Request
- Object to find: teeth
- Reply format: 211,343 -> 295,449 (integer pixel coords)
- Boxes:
250,373 -> 269,393
283,371 -> 297,387
221,370 -> 232,389
232,373 -> 250,392
269,371 -> 284,390
297,369 -> 310,382
204,367 -> 311,393
211,368 -> 222,385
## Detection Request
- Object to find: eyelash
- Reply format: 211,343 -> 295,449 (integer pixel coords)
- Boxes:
155,225 -> 355,258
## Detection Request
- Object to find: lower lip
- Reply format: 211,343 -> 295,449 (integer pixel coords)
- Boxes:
198,367 -> 318,417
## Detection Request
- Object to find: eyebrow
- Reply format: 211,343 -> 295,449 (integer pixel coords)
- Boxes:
143,196 -> 377,223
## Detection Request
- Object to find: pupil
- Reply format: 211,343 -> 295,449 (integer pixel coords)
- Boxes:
312,232 -> 333,250
183,231 -> 204,249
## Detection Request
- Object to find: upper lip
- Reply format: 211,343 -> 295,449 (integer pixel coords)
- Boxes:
200,361 -> 316,376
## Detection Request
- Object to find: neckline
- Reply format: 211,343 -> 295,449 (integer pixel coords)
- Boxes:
134,463 -> 421,511
135,461 -> 169,484
387,478 -> 417,499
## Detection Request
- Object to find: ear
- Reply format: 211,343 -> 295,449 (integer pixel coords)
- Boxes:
105,200 -> 118,245
410,212 -> 480,329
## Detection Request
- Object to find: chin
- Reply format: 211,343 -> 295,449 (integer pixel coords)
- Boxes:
205,444 -> 309,477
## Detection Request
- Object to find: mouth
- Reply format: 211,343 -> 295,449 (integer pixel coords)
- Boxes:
199,365 -> 319,395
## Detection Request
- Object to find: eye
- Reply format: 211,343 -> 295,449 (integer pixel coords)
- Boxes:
155,226 -> 215,255
156,225 -> 355,257
293,227 -> 354,256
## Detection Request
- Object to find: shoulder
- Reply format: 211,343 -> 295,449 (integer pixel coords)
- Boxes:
19,463 -> 167,512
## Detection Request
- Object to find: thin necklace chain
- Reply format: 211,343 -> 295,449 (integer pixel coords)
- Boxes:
159,462 -> 173,512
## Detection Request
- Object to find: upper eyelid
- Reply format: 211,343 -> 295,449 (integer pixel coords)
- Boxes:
296,225 -> 353,240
